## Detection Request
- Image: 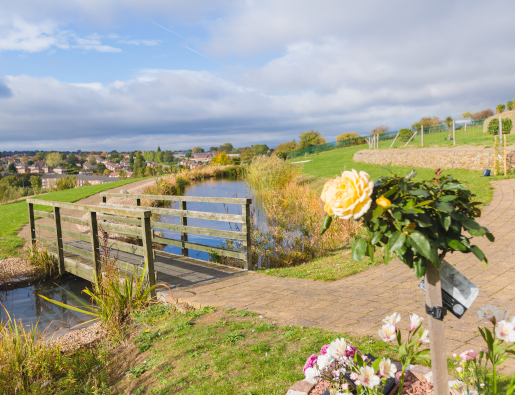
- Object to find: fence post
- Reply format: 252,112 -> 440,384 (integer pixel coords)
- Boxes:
421,125 -> 424,147
390,132 -> 400,148
504,135 -> 508,176
425,260 -> 449,395
242,199 -> 253,270
499,115 -> 503,137
453,119 -> 456,145
53,206 -> 65,275
89,211 -> 101,283
141,212 -> 156,299
28,203 -> 36,248
494,136 -> 498,176
136,198 -> 143,247
180,200 -> 188,257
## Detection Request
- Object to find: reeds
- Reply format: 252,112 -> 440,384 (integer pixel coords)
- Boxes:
26,242 -> 59,279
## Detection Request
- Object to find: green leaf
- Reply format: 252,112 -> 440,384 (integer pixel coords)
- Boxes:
352,238 -> 367,262
371,205 -> 384,222
448,239 -> 468,252
413,259 -> 426,279
410,189 -> 429,198
463,219 -> 486,236
435,201 -> 453,213
439,195 -> 457,202
383,244 -> 393,265
405,169 -> 417,180
372,357 -> 381,373
371,232 -> 382,245
486,232 -> 495,242
320,214 -> 332,235
485,328 -> 494,349
471,245 -> 486,263
409,232 -> 439,265
413,200 -> 433,208
389,231 -> 406,253
443,215 -> 451,231
415,214 -> 432,227
443,182 -> 467,191
382,185 -> 399,198
398,343 -> 407,357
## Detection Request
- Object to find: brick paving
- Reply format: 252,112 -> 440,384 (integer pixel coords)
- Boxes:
172,179 -> 515,368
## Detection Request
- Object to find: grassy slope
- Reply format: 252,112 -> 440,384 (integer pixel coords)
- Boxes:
266,144 -> 501,281
0,178 -> 151,259
112,305 -> 395,395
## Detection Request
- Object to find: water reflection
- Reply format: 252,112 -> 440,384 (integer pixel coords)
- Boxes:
157,179 -> 266,262
0,276 -> 92,337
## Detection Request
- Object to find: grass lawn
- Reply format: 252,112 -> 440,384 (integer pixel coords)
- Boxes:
110,305 -> 395,395
0,177 -> 151,259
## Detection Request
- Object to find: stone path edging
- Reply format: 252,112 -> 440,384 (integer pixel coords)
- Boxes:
171,179 -> 515,372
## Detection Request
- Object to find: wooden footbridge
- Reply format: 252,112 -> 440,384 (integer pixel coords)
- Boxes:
26,193 -> 252,298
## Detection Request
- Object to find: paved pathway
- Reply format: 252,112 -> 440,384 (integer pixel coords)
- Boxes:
172,179 -> 515,365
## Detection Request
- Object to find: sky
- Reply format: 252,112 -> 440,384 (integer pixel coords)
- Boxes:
1,1 -> 515,151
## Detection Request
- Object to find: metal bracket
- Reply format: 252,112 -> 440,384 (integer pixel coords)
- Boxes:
426,304 -> 447,321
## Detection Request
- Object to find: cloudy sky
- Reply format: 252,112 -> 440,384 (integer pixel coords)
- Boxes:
1,1 -> 515,151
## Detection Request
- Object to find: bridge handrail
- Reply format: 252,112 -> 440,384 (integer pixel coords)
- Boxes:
100,192 -> 251,205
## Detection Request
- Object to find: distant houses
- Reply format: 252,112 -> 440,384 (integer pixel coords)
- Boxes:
42,174 -> 119,189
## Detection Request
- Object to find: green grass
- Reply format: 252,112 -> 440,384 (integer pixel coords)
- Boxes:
294,144 -> 495,205
263,247 -> 382,281
0,177 -> 151,259
112,305 -> 394,395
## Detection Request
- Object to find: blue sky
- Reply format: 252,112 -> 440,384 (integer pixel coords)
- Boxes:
1,1 -> 515,151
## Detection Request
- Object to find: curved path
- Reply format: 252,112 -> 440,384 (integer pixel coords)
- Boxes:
172,179 -> 515,367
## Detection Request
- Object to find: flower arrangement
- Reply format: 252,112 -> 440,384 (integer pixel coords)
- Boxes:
321,169 -> 494,278
303,313 -> 430,395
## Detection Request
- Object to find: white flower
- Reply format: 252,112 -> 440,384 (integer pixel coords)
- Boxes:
409,314 -> 423,331
317,354 -> 335,371
477,305 -> 509,323
378,357 -> 397,378
382,313 -> 401,328
418,329 -> 430,343
495,319 -> 515,342
378,323 -> 397,342
358,366 -> 380,389
327,338 -> 347,359
304,367 -> 320,380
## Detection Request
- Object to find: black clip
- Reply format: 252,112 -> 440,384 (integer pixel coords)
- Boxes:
425,304 -> 447,321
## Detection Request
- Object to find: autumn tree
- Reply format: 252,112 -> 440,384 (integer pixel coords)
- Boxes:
192,147 -> 204,153
299,130 -> 327,149
371,125 -> 389,135
211,152 -> 231,165
274,141 -> 299,153
46,152 -> 63,167
336,132 -> 360,140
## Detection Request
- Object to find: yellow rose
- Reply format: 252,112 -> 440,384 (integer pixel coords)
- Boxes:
320,169 -> 374,220
376,196 -> 391,208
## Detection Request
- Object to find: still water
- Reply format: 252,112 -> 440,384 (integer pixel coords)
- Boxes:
1,178 -> 261,334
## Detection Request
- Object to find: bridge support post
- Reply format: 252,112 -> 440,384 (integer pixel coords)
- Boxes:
141,213 -> 156,299
53,207 -> 65,275
242,199 -> 253,270
28,203 -> 36,248
89,211 -> 101,284
136,198 -> 143,247
180,200 -> 188,257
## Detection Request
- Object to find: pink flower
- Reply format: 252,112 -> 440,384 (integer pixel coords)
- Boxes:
395,371 -> 402,380
350,372 -> 359,381
303,354 -> 318,373
345,345 -> 360,357
459,350 -> 477,362
480,347 -> 488,352
456,367 -> 463,373
320,345 -> 329,355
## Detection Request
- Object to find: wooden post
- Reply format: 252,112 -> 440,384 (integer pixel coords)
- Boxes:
421,125 -> 424,147
28,203 -> 36,248
499,115 -> 503,138
136,198 -> 143,247
141,214 -> 156,299
465,121 -> 467,131
242,199 -> 253,270
504,135 -> 507,176
89,211 -> 101,283
53,206 -> 65,275
180,200 -> 188,257
494,136 -> 498,176
404,131 -> 418,147
453,119 -> 456,145
425,261 -> 449,394
390,132 -> 400,148
102,196 -> 107,204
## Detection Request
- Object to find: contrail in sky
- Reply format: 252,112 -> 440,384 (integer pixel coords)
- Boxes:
148,19 -> 222,65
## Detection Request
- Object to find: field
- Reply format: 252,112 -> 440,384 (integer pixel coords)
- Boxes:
0,178 -> 150,259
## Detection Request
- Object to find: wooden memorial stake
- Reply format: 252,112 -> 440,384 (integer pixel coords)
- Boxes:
494,136 -> 498,176
425,261 -> 449,394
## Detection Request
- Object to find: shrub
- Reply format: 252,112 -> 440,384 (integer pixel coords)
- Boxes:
398,128 -> 415,142
508,101 -> 513,111
496,104 -> 506,114
487,118 -> 513,135
336,132 -> 360,140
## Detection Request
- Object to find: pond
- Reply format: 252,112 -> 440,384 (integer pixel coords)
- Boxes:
0,276 -> 92,337
1,178 -> 262,335
156,178 -> 265,262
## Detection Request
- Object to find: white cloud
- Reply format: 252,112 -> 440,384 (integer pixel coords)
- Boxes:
118,39 -> 161,46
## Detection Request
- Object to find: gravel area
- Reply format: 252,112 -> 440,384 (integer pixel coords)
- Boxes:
0,257 -> 37,286
52,321 -> 108,353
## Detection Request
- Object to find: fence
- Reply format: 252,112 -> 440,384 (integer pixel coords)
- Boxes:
100,193 -> 253,270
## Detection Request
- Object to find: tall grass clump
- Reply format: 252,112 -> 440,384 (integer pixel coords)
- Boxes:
0,309 -> 109,394
26,242 -> 59,279
213,157 -> 361,269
